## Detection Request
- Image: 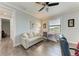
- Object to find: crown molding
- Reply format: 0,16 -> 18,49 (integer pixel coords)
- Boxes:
0,2 -> 50,20
0,2 -> 39,19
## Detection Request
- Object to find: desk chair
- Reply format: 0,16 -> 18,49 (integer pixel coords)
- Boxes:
59,35 -> 79,56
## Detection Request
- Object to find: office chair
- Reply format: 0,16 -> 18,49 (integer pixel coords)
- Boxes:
59,35 -> 79,56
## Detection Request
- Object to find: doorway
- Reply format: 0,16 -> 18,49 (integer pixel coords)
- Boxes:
1,18 -> 10,41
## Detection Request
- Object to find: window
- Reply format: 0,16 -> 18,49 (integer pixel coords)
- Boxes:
48,18 -> 60,34
49,25 -> 60,34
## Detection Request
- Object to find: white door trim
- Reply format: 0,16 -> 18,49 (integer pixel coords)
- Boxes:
0,4 -> 16,47
10,11 -> 16,47
0,18 -> 1,41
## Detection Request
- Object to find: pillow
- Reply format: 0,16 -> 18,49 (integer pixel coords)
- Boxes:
33,32 -> 37,36
27,33 -> 30,38
30,32 -> 34,37
32,32 -> 35,37
22,33 -> 29,39
36,33 -> 40,36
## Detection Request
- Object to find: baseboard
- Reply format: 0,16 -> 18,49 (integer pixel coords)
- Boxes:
13,42 -> 21,47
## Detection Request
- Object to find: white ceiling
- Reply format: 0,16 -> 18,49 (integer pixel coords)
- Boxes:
8,2 -> 79,19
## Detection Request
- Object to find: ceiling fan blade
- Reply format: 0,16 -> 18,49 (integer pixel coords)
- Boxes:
46,2 -> 49,5
39,6 -> 45,12
48,2 -> 59,6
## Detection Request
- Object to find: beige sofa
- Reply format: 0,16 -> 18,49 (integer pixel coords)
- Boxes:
21,32 -> 43,49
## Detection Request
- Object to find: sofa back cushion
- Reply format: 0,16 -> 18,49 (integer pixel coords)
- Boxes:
33,32 -> 41,37
22,32 -> 41,39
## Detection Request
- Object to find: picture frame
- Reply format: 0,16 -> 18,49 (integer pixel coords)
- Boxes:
68,19 -> 75,27
30,20 -> 34,29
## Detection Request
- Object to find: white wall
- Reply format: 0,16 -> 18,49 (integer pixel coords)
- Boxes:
15,11 -> 30,46
30,19 -> 41,33
61,11 -> 79,44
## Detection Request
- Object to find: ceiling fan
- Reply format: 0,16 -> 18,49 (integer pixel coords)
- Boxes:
36,2 -> 59,12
